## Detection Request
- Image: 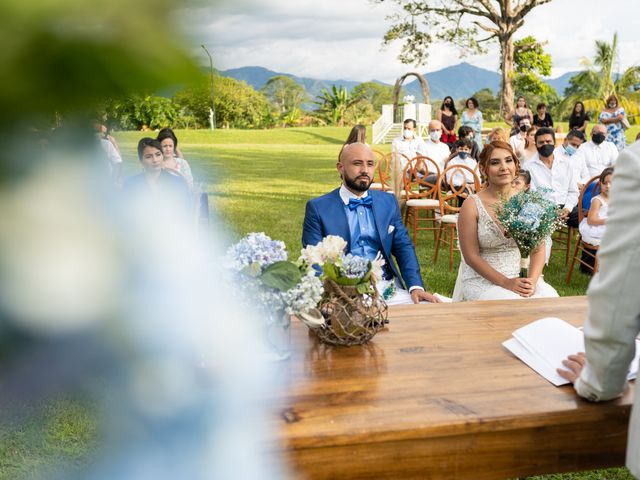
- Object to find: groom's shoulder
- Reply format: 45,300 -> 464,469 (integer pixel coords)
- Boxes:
370,189 -> 397,208
307,188 -> 340,207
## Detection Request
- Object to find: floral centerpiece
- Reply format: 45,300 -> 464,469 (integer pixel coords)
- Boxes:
225,232 -> 323,359
495,189 -> 565,277
300,236 -> 388,346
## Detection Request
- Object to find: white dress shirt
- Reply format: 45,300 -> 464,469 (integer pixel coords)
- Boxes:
445,155 -> 478,186
421,139 -> 451,173
391,135 -> 426,171
572,140 -> 619,179
509,133 -> 526,156
555,145 -> 590,187
526,151 -> 579,211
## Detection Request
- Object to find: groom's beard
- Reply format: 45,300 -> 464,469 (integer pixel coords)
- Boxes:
344,174 -> 372,192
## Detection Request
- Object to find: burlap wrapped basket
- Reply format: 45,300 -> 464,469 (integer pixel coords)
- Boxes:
314,277 -> 388,346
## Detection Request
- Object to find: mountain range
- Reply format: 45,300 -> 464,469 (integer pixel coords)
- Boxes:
219,62 -> 578,102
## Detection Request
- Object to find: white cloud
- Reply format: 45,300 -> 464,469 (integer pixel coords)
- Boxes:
180,0 -> 639,83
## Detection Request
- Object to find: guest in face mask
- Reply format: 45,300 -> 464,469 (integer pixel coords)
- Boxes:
572,124 -> 619,182
508,118 -> 532,161
422,119 -> 452,180
525,127 -> 579,224
391,118 -> 427,174
436,96 -> 458,146
599,94 -> 627,151
444,138 -> 478,192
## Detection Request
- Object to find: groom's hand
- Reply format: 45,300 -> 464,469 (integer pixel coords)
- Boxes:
410,289 -> 441,304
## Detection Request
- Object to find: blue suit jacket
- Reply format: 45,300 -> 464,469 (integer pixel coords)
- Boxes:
302,188 -> 424,290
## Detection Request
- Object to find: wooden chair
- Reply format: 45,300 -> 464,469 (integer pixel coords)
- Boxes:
402,155 -> 441,245
370,151 -> 392,192
433,164 -> 481,271
552,225 -> 575,265
566,175 -> 601,284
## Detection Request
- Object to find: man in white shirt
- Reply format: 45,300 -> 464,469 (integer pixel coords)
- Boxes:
391,118 -> 426,172
526,128 -> 579,222
572,124 -> 618,179
421,120 -> 451,185
555,130 -> 588,188
508,117 -> 532,159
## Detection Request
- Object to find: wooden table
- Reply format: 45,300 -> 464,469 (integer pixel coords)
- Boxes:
275,296 -> 634,479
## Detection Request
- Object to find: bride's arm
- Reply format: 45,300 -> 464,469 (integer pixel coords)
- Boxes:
528,243 -> 546,285
458,199 -> 510,288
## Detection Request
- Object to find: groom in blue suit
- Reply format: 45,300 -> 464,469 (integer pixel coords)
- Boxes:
302,142 -> 439,304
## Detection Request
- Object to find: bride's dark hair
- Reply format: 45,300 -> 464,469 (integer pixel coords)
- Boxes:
478,141 -> 520,184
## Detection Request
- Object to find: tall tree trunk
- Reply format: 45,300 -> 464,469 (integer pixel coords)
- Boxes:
499,34 -> 515,118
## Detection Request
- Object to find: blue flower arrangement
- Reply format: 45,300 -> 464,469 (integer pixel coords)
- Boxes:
495,189 -> 565,277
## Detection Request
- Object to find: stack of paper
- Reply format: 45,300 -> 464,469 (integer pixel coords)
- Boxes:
503,317 -> 640,386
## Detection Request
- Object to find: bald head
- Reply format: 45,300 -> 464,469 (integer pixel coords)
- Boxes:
429,120 -> 442,131
337,142 -> 375,194
592,123 -> 607,135
339,142 -> 374,164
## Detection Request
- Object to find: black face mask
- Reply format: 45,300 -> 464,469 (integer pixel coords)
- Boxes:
519,124 -> 528,132
537,144 -> 555,158
592,132 -> 606,144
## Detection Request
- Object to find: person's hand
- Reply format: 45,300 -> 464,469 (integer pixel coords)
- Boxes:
557,352 -> 586,383
560,208 -> 571,221
502,277 -> 535,297
410,289 -> 442,304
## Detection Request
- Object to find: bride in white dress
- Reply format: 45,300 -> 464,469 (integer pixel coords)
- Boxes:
454,140 -> 558,301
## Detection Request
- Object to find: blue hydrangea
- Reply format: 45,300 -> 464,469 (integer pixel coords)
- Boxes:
340,254 -> 371,279
225,232 -> 287,273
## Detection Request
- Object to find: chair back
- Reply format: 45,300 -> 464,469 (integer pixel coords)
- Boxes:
372,151 -> 392,190
577,175 -> 601,223
438,164 -> 481,215
402,155 -> 440,200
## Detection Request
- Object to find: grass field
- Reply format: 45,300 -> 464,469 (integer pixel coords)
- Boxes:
0,125 -> 636,479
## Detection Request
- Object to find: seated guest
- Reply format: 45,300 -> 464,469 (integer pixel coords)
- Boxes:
345,124 -> 367,145
302,142 -> 440,305
521,125 -> 539,164
391,118 -> 426,172
487,127 -> 508,143
458,125 -> 480,160
512,168 -> 531,192
555,130 -> 588,188
533,103 -> 553,128
124,138 -> 191,208
509,116 -> 532,161
422,119 -> 451,171
526,128 -> 579,227
572,124 -> 618,179
157,128 -> 194,190
454,141 -> 558,301
579,167 -> 613,246
445,138 -> 477,189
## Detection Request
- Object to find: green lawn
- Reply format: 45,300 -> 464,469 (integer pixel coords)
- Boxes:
0,126 -> 635,479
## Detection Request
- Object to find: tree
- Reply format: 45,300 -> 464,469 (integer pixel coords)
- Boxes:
350,82 -> 396,113
314,86 -> 364,126
560,33 -> 640,122
261,76 -> 308,122
512,36 -> 559,111
378,0 -> 554,115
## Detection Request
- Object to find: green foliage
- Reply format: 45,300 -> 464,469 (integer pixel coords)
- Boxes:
314,85 -> 364,126
105,94 -> 178,130
513,36 -> 559,107
351,82 -> 395,112
469,88 -> 502,121
0,0 -> 199,127
260,261 -> 303,291
261,76 -> 308,126
210,76 -> 272,129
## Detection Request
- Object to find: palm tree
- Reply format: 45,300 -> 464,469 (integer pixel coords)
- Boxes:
314,86 -> 363,127
560,33 -> 640,122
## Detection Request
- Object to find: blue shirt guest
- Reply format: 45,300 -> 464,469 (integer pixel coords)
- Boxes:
302,142 -> 440,305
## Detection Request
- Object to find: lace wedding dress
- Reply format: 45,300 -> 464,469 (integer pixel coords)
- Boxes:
453,195 -> 558,301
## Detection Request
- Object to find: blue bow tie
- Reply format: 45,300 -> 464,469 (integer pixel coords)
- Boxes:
348,196 -> 373,210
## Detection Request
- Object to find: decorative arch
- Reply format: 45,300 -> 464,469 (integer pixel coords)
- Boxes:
392,72 -> 430,120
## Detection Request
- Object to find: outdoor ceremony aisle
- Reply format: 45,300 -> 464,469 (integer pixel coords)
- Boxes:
273,296 -> 633,479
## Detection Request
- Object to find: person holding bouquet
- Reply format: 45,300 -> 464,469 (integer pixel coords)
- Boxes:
454,141 -> 558,301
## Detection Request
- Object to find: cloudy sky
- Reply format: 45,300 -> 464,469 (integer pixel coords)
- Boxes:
180,0 -> 639,83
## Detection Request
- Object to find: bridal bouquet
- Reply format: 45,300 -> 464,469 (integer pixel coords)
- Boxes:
299,236 -> 388,346
495,190 -> 564,278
